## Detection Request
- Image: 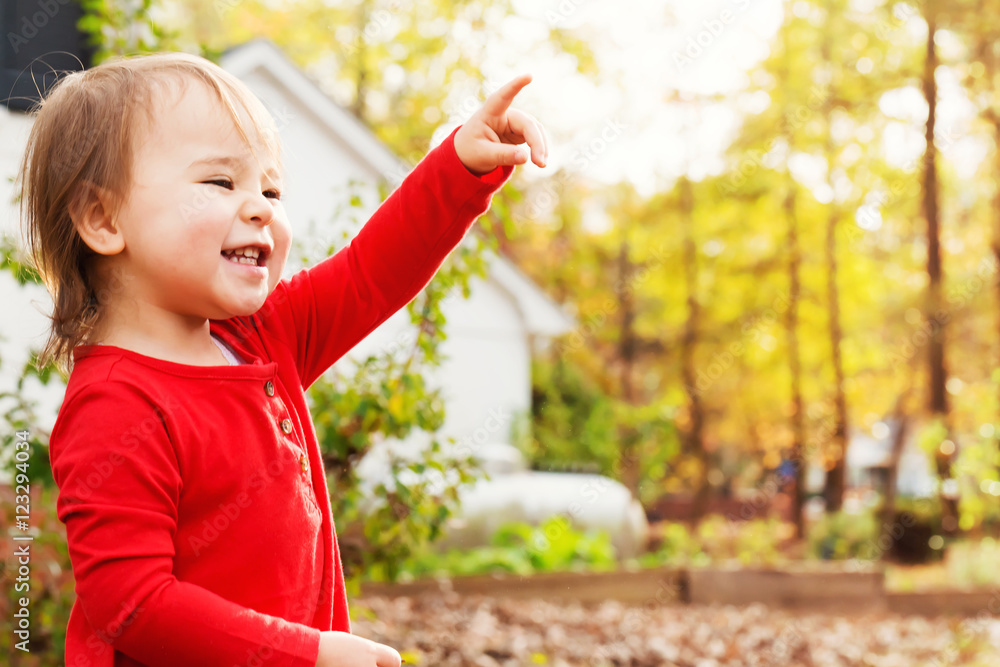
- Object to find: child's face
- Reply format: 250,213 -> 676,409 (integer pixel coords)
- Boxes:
111,78 -> 290,322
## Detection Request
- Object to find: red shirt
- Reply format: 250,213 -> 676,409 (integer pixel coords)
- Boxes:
49,129 -> 512,667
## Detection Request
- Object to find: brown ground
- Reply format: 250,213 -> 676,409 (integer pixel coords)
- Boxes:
352,593 -> 1000,666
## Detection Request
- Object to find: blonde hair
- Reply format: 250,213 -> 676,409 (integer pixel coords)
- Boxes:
17,51 -> 282,375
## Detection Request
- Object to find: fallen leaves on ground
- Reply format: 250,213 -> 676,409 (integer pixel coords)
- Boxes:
352,592 -> 1000,666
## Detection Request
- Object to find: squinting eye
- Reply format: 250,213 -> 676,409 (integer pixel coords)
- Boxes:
205,179 -> 233,190
264,189 -> 282,201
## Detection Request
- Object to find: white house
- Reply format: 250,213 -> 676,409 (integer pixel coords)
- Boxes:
0,39 -> 654,557
843,420 -> 937,499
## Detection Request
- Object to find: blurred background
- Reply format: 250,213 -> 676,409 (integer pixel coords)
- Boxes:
2,0 -> 1000,665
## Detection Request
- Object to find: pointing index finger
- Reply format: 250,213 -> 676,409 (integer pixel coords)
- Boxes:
481,73 -> 533,117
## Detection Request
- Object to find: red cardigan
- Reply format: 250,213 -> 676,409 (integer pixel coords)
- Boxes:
49,129 -> 512,667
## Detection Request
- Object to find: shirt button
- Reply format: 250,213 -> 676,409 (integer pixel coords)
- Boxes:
264,381 -> 275,397
299,454 -> 309,473
280,418 -> 293,434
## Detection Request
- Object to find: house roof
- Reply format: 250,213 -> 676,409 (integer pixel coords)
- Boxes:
219,39 -> 574,338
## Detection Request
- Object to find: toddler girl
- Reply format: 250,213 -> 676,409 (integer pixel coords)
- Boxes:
18,51 -> 546,667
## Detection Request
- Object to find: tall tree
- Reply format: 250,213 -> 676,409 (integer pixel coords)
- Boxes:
616,234 -> 641,496
783,166 -> 807,539
819,2 -> 849,513
921,3 -> 960,534
676,177 -> 711,521
923,6 -> 947,422
773,12 -> 808,538
349,0 -> 374,121
955,0 -> 1000,476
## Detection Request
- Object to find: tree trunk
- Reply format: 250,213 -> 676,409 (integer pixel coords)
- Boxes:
617,237 -> 640,497
822,202 -> 849,512
994,120 -> 1000,481
822,207 -> 849,512
820,18 -> 849,513
923,10 -> 946,419
969,0 -> 1000,502
880,389 -> 913,554
921,8 -> 959,534
350,0 -> 370,121
677,178 -> 710,522
784,177 -> 807,540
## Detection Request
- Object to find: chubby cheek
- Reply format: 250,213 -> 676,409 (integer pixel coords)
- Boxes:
267,219 -> 292,294
267,252 -> 288,294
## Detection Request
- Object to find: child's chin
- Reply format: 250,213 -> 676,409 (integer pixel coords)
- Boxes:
226,298 -> 267,318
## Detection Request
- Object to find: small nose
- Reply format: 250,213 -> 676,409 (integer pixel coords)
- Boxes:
242,191 -> 274,227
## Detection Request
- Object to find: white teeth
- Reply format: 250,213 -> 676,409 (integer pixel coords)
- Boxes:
225,254 -> 259,266
225,246 -> 260,258
223,246 -> 265,267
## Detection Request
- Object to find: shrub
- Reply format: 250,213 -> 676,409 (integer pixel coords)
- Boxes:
389,517 -> 618,580
640,517 -> 791,568
807,510 -> 879,561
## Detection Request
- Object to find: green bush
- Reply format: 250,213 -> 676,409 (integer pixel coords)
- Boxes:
389,517 -> 618,580
518,356 -> 679,507
493,516 -> 618,573
696,515 -> 782,565
639,517 -> 791,568
637,521 -> 705,568
807,510 -> 879,560
807,501 -> 944,565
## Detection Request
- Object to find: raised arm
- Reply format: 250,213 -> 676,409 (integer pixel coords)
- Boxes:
264,126 -> 511,389
262,75 -> 548,389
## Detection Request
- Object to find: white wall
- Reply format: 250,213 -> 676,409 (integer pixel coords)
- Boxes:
0,107 -> 64,430
437,273 -> 531,444
336,261 -> 533,476
237,66 -> 387,253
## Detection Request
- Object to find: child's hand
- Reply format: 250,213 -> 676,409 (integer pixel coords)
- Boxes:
454,74 -> 548,175
315,631 -> 401,667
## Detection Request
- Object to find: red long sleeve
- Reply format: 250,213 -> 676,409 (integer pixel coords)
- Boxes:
51,127 -> 513,667
262,126 -> 513,389
52,382 -> 322,667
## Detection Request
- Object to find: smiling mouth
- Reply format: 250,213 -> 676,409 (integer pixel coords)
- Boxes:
221,246 -> 267,267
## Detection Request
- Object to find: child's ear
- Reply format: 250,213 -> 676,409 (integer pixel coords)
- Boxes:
70,182 -> 124,255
